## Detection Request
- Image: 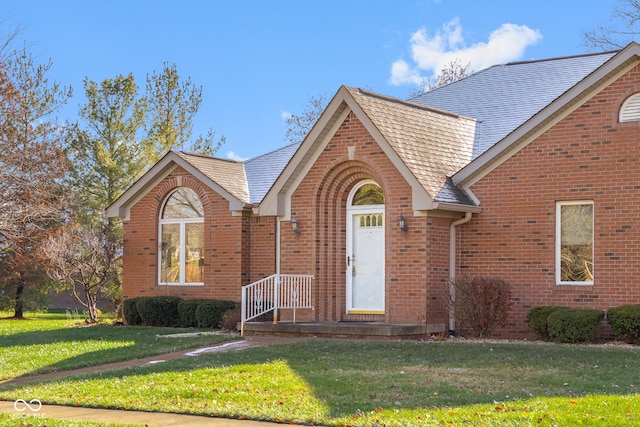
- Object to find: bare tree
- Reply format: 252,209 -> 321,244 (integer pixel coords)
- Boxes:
285,92 -> 328,145
44,222 -> 120,323
0,49 -> 71,318
585,0 -> 640,49
408,59 -> 472,98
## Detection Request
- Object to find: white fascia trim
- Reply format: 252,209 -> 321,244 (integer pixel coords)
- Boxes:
257,87 -> 352,217
106,152 -> 247,220
257,85 -> 443,216
454,46 -> 640,188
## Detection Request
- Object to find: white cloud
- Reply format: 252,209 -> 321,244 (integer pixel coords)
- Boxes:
389,18 -> 542,86
226,151 -> 249,162
281,110 -> 292,121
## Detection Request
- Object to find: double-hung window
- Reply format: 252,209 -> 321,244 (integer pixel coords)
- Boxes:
159,188 -> 204,285
556,201 -> 593,285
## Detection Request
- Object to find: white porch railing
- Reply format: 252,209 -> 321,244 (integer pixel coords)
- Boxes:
241,273 -> 314,336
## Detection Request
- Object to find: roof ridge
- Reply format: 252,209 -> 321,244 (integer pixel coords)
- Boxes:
178,150 -> 241,164
503,49 -> 619,67
348,86 -> 471,121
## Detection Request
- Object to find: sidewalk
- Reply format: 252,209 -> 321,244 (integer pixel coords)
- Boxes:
0,336 -> 312,426
0,401 -> 281,426
2,336 -> 306,387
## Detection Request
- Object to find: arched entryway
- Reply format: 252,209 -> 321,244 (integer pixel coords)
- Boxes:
346,181 -> 385,314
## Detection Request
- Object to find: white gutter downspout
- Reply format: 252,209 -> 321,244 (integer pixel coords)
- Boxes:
449,212 -> 472,335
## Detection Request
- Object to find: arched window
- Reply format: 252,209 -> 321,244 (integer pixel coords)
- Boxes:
159,188 -> 204,285
619,93 -> 640,122
351,183 -> 385,206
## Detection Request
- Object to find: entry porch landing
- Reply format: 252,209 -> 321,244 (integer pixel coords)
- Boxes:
242,321 -> 446,339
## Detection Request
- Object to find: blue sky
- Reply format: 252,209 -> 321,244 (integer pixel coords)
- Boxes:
3,0 -> 622,160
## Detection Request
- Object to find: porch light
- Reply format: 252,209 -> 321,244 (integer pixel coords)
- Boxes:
398,214 -> 408,232
291,218 -> 301,234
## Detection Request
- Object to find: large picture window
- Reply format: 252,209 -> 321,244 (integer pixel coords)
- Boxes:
556,201 -> 593,285
159,187 -> 204,285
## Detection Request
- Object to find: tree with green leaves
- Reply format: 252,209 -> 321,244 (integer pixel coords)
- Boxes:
67,63 -> 225,214
0,49 -> 71,318
146,62 -> 225,158
56,63 -> 222,319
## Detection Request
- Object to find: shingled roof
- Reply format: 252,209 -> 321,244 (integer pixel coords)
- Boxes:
411,51 -> 617,159
344,87 -> 476,204
176,152 -> 249,203
109,45 -> 633,219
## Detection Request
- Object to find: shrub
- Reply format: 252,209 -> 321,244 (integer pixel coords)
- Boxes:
177,299 -> 209,328
195,300 -> 238,328
527,306 -> 570,341
220,306 -> 242,332
450,275 -> 512,338
607,305 -> 640,344
547,308 -> 604,343
123,298 -> 142,325
135,296 -> 182,327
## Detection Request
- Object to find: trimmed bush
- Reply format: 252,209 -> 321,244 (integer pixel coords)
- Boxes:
547,308 -> 604,343
527,306 -> 570,341
608,305 -> 640,344
136,296 -> 182,327
123,298 -> 142,326
195,300 -> 238,328
177,299 -> 209,328
450,275 -> 512,338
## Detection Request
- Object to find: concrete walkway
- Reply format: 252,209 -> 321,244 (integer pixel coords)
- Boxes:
0,401 -> 284,426
0,336 -> 312,426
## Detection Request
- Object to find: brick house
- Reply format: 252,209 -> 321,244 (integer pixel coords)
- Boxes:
107,43 -> 640,337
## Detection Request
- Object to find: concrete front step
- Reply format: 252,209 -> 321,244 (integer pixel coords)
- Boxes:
243,321 -> 446,339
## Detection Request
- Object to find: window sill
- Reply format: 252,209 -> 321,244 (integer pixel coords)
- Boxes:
555,282 -> 593,287
158,283 -> 204,287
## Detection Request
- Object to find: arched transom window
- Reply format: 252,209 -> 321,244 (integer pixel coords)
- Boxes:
351,183 -> 385,206
159,187 -> 204,285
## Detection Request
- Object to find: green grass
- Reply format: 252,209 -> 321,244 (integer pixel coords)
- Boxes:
0,412 -> 129,427
0,312 -> 236,382
2,333 -> 640,426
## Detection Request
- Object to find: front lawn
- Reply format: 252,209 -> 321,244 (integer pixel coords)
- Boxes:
0,312 -> 235,382
2,322 -> 640,426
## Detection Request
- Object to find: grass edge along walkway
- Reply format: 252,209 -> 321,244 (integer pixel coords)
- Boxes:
0,401 -> 282,427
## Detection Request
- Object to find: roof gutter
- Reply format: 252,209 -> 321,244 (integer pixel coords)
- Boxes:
448,211 -> 473,335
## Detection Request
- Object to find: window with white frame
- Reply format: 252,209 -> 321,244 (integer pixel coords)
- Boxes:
556,201 -> 593,285
159,187 -> 204,285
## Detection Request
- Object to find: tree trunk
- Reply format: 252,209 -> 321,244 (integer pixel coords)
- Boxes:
86,287 -> 98,323
14,282 -> 24,319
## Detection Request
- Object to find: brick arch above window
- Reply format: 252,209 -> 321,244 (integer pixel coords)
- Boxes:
152,172 -> 212,219
619,92 -> 640,122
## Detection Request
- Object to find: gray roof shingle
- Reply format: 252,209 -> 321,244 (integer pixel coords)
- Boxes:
244,142 -> 301,204
411,51 -> 616,159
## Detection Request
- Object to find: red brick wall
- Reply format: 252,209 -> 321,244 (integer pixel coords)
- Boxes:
247,216 -> 277,283
460,64 -> 640,337
122,167 -> 251,302
282,112 -> 451,326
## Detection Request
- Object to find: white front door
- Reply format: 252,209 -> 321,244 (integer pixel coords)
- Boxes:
346,209 -> 385,314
